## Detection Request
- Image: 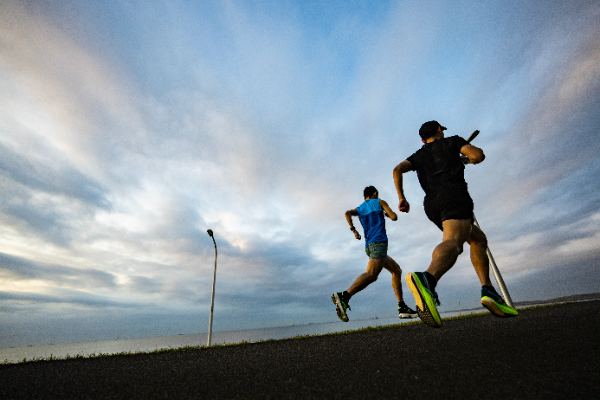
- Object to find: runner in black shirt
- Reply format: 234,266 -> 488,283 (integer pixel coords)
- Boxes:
392,121 -> 518,328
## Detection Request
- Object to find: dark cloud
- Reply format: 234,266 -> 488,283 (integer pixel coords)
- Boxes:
486,160 -> 600,242
0,142 -> 110,246
150,203 -> 213,254
0,289 -> 129,309
509,258 -> 600,302
0,252 -> 117,289
127,275 -> 162,294
0,141 -> 109,208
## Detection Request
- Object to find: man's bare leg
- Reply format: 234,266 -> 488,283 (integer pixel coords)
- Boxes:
426,219 -> 472,281
382,256 -> 404,302
347,257 -> 384,298
466,224 -> 493,286
466,224 -> 518,317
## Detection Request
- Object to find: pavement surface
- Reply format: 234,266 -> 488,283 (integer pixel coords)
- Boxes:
0,300 -> 598,399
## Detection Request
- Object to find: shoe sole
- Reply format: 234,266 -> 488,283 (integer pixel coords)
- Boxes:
481,296 -> 519,318
406,273 -> 442,328
398,313 -> 418,319
331,293 -> 349,322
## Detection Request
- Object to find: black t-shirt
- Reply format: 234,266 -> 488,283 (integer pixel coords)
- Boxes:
406,135 -> 469,198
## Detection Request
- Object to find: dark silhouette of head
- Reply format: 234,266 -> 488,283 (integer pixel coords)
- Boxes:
419,120 -> 447,140
363,186 -> 378,199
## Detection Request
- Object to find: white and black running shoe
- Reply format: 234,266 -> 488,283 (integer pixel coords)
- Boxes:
332,292 -> 350,322
398,304 -> 418,319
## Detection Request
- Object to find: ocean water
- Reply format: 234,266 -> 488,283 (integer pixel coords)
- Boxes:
0,308 -> 480,364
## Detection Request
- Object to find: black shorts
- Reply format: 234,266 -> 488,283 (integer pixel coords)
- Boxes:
424,189 -> 474,231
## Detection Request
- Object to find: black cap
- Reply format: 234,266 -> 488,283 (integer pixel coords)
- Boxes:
419,120 -> 447,140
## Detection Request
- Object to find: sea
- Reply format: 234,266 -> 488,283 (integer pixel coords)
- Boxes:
0,308 -> 480,364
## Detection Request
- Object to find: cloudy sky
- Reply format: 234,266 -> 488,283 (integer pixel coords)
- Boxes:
1,0 -> 599,348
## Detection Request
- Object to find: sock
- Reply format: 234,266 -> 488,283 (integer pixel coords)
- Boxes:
424,272 -> 437,290
398,301 -> 406,308
343,291 -> 350,302
482,285 -> 498,297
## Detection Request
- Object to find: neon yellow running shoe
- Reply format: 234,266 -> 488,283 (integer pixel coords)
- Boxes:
481,286 -> 519,318
406,272 -> 442,328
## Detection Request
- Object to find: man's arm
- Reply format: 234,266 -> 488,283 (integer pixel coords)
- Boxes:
345,209 -> 361,240
460,144 -> 485,164
393,160 -> 413,213
379,199 -> 398,221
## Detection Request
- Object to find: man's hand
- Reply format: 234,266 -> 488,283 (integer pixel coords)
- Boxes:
393,160 -> 412,214
398,198 -> 410,213
345,209 -> 360,240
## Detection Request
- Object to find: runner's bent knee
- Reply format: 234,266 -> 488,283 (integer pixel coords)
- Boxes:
366,271 -> 378,283
364,265 -> 381,282
383,256 -> 402,274
366,257 -> 385,278
467,224 -> 487,247
444,238 -> 465,255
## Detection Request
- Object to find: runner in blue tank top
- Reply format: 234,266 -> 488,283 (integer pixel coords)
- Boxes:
356,197 -> 388,247
332,186 -> 417,322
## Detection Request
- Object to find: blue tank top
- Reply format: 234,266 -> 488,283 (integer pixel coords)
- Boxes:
356,199 -> 387,247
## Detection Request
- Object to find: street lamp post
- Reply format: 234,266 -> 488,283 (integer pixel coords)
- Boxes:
206,229 -> 217,346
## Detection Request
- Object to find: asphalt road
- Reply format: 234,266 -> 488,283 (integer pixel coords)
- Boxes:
0,300 -> 598,399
